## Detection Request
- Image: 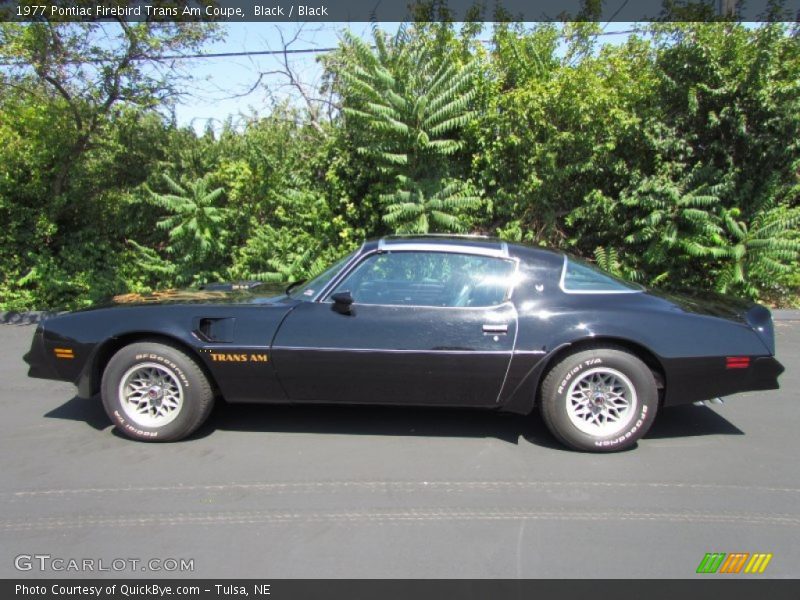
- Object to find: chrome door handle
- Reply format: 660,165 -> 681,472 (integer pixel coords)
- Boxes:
482,324 -> 508,334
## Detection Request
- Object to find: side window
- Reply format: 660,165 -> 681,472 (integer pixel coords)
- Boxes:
330,251 -> 516,307
561,257 -> 641,293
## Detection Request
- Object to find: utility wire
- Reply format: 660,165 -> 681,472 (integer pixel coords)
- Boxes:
158,46 -> 342,60
0,29 -> 642,66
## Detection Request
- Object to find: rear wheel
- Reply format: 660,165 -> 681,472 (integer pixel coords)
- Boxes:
101,342 -> 214,442
539,347 -> 658,452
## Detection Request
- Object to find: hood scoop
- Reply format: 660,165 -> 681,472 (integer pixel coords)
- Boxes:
199,281 -> 263,292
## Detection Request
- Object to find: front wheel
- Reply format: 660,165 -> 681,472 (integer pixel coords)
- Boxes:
539,347 -> 658,452
101,341 -> 215,442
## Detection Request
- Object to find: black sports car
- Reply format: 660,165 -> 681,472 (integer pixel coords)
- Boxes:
24,235 -> 784,451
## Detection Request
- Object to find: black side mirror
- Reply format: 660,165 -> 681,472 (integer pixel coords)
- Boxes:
331,290 -> 354,315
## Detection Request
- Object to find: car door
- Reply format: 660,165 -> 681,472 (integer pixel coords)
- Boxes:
270,250 -> 519,407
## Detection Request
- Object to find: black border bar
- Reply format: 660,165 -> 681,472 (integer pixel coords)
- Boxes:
2,0 -> 799,23
5,579 -> 800,600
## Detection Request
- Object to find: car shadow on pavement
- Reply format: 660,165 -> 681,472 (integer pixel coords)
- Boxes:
645,405 -> 744,438
44,395 -> 112,431
203,401 -> 567,447
43,395 -> 744,448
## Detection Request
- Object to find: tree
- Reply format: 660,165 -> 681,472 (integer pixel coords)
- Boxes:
1,20 -> 799,310
478,23 -> 658,244
131,174 -> 230,286
0,19 -> 219,206
328,24 -> 483,233
709,201 -> 800,297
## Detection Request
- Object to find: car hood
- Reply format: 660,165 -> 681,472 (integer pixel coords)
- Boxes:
93,282 -> 292,309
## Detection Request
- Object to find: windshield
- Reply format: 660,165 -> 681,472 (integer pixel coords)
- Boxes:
287,251 -> 356,300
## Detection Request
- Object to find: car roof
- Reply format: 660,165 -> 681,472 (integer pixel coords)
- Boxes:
377,235 -> 508,258
366,235 -> 564,265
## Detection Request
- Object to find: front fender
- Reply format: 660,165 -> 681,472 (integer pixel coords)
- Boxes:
26,303 -> 295,404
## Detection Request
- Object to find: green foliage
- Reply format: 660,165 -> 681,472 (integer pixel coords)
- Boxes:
618,170 -> 726,286
156,176 -> 226,261
329,24 -> 483,233
710,202 -> 800,297
128,174 -> 231,287
228,188 -> 358,283
481,21 -> 799,300
593,246 -> 642,282
0,21 -> 798,310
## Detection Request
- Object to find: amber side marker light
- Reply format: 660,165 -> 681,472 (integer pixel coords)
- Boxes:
725,356 -> 750,369
54,348 -> 75,359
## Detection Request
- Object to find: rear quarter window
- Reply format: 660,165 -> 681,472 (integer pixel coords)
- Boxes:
560,257 -> 642,293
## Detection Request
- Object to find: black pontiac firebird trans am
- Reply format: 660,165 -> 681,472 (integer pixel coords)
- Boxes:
25,235 -> 784,452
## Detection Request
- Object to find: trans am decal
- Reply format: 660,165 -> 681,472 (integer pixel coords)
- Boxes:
201,349 -> 269,363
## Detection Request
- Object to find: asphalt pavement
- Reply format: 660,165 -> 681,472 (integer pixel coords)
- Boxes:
0,320 -> 798,578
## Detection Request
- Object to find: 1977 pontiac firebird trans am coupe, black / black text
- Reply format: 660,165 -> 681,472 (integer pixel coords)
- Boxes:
25,236 -> 784,451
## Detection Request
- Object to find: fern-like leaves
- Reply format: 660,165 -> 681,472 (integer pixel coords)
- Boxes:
336,25 -> 482,232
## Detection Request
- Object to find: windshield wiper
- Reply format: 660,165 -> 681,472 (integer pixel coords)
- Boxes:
285,280 -> 307,295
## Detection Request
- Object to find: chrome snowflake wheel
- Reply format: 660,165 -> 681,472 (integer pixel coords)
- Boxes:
118,362 -> 184,428
565,367 -> 638,437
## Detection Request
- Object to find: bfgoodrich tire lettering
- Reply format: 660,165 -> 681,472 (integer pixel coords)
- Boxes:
540,347 -> 658,452
101,342 -> 214,442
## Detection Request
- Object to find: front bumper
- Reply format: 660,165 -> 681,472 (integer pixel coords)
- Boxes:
24,326 -> 61,380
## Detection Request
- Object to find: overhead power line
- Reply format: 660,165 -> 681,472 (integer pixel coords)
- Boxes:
0,29 -> 641,66
0,45 -> 341,66
151,28 -> 639,60
158,46 -> 343,60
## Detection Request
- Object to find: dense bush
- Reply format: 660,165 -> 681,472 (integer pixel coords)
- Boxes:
0,20 -> 798,310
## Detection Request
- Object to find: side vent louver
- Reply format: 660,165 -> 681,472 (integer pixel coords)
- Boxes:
194,317 -> 235,343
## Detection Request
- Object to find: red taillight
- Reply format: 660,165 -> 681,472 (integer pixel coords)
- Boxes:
726,356 -> 750,369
